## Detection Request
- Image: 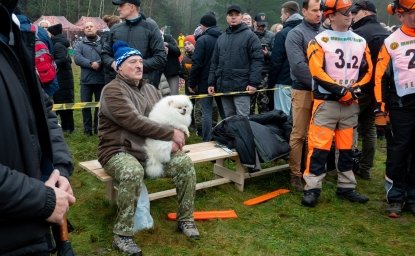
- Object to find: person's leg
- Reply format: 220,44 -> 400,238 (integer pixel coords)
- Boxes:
289,90 -> 313,190
167,75 -> 180,95
163,151 -> 199,238
200,97 -> 213,141
104,152 -> 143,254
274,84 -> 292,117
302,100 -> 336,206
81,84 -> 93,135
221,96 -> 237,118
93,84 -> 105,134
357,95 -> 377,179
385,108 -> 415,216
58,110 -> 74,132
233,95 -> 251,117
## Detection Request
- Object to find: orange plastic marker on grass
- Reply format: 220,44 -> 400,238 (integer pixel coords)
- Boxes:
167,210 -> 238,221
243,189 -> 290,206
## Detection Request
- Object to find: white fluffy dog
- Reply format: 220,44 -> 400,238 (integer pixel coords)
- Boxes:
144,95 -> 193,178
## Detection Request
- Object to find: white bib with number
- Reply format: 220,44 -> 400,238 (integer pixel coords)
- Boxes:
315,30 -> 366,94
384,29 -> 415,97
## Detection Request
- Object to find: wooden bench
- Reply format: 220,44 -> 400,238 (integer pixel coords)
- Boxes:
79,141 -> 289,201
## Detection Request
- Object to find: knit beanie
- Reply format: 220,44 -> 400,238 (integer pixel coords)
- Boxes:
47,23 -> 62,36
184,35 -> 196,46
200,14 -> 216,27
113,40 -> 143,70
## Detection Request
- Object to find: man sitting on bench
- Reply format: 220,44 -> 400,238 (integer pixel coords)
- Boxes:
98,40 -> 199,256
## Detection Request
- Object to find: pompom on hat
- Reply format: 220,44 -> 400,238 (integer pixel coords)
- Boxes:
113,40 -> 143,70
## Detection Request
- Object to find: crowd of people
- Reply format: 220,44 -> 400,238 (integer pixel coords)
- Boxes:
1,0 -> 415,255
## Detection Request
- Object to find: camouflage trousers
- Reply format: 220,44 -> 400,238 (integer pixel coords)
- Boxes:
250,75 -> 270,115
104,151 -> 196,236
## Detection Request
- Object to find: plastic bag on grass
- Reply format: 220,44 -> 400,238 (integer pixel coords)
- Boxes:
133,182 -> 154,232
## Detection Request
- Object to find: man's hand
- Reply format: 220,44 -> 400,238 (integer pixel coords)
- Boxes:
208,86 -> 215,95
172,129 -> 185,150
45,170 -> 76,225
91,61 -> 100,70
55,170 -> 74,196
339,87 -> 358,106
246,85 -> 257,95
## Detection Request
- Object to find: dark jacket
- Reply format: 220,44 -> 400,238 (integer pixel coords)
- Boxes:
189,26 -> 222,94
163,33 -> 181,77
101,16 -> 167,86
269,14 -> 303,87
74,36 -> 105,85
0,22 -> 72,255
254,30 -> 274,74
100,30 -> 113,84
285,19 -> 323,91
208,23 -> 263,93
50,34 -> 74,104
351,15 -> 389,95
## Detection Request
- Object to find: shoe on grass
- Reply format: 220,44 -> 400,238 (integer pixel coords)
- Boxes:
387,202 -> 402,218
290,176 -> 304,192
301,190 -> 319,207
177,221 -> 200,239
113,235 -> 142,256
403,203 -> 415,215
336,188 -> 369,203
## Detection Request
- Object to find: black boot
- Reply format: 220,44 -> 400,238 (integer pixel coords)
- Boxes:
336,188 -> 369,203
301,189 -> 320,207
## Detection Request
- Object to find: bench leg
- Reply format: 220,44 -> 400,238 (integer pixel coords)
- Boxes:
213,157 -> 246,192
106,180 -> 116,202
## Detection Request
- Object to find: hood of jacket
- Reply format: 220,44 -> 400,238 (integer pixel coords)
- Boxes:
51,34 -> 70,47
284,13 -> 303,27
205,26 -> 222,38
225,23 -> 249,34
351,14 -> 378,30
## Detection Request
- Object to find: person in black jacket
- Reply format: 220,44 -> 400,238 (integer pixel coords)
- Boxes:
189,14 -> 224,141
162,31 -> 181,95
269,1 -> 302,118
0,1 -> 75,254
351,0 -> 390,180
101,0 -> 167,87
208,4 -> 263,117
48,23 -> 75,133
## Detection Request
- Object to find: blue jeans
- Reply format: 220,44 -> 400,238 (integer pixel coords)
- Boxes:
81,83 -> 104,134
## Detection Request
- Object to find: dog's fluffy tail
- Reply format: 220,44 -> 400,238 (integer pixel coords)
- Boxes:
145,154 -> 164,179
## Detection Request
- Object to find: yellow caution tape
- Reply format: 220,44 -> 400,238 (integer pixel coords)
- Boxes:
52,86 -> 290,111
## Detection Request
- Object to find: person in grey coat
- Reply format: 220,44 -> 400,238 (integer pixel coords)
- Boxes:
74,22 -> 105,135
208,4 -> 263,117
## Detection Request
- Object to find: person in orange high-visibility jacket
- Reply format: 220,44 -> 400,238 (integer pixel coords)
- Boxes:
301,0 -> 372,207
375,0 -> 415,218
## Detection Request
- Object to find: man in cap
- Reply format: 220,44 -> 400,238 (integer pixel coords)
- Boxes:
101,0 -> 167,87
350,0 -> 390,180
99,41 -> 199,255
208,4 -> 263,117
375,0 -> 415,218
302,0 -> 372,207
250,12 -> 275,114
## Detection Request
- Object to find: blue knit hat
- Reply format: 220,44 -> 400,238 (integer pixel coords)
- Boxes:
113,40 -> 143,70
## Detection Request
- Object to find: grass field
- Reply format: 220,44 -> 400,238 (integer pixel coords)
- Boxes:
64,65 -> 415,255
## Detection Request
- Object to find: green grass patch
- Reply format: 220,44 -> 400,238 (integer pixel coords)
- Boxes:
64,64 -> 415,255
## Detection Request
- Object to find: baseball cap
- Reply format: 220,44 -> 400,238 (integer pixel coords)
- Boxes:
350,0 -> 377,14
112,0 -> 141,6
254,13 -> 268,26
227,4 -> 242,14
